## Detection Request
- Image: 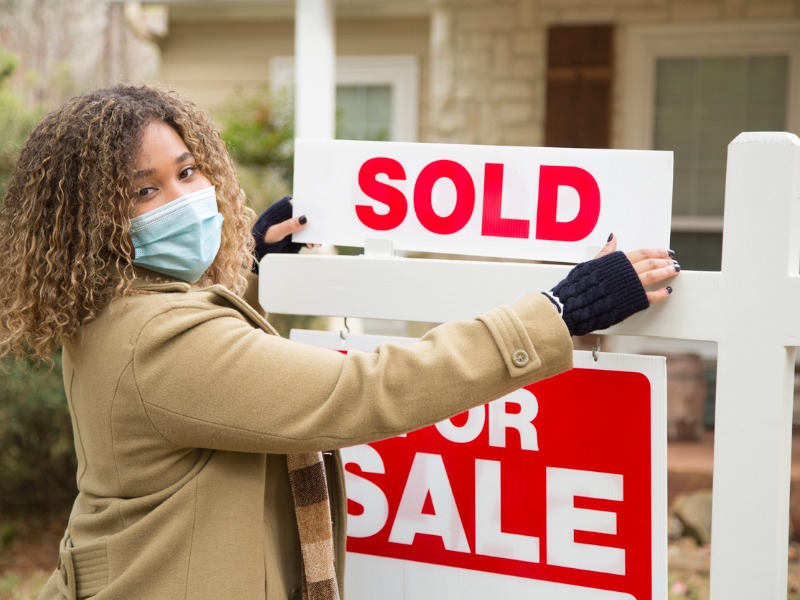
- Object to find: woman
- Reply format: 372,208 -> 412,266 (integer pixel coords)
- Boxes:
0,85 -> 677,600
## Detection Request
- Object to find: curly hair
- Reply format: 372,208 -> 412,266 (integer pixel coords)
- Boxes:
0,84 -> 255,362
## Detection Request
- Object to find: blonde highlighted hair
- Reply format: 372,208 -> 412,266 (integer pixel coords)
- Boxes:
0,84 -> 254,362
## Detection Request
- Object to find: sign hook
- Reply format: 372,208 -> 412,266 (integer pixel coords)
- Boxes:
339,316 -> 351,341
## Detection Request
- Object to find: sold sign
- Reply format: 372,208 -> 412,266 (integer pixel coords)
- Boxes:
292,140 -> 672,263
290,331 -> 668,600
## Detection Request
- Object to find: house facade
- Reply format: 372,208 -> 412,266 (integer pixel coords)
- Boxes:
130,1 -> 795,360
138,0 -> 800,274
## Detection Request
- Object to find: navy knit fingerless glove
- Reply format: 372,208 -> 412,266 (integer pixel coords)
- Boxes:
252,196 -> 305,273
543,251 -> 649,337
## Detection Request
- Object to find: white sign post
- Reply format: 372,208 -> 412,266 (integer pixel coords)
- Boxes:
260,133 -> 800,600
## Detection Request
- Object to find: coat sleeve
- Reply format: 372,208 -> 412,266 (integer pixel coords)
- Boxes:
132,291 -> 573,454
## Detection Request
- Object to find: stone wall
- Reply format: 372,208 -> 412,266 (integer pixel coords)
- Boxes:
425,0 -> 800,146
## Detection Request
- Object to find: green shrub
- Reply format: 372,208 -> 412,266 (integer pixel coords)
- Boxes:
218,86 -> 294,172
217,85 -> 328,334
0,354 -> 76,516
0,49 -> 42,201
217,85 -> 295,214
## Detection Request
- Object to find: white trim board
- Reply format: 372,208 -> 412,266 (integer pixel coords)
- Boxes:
620,20 -> 800,151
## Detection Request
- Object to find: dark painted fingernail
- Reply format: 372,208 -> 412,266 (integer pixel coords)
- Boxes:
668,249 -> 676,257
299,215 -> 307,225
667,286 -> 673,294
607,233 -> 614,242
673,260 -> 681,272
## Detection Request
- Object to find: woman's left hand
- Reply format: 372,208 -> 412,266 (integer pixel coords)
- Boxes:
252,196 -> 319,260
251,197 -> 320,272
263,199 -> 315,246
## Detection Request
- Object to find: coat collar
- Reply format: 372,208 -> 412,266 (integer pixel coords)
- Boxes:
131,267 -> 193,293
130,267 -> 280,337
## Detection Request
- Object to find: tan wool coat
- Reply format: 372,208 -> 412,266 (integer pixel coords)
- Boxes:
39,273 -> 573,600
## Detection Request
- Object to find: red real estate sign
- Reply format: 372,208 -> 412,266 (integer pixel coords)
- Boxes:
290,331 -> 667,600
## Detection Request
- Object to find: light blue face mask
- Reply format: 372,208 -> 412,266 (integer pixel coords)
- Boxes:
129,186 -> 224,283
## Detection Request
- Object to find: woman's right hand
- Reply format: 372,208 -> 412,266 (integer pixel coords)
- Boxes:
594,234 -> 678,305
545,234 -> 679,337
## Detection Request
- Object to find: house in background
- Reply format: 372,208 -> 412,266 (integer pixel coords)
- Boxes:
110,0 -> 800,421
115,0 -> 800,274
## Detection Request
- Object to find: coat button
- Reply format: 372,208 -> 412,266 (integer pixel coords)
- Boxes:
512,349 -> 530,367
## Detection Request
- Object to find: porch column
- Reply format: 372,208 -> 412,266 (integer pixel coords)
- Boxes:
295,0 -> 335,139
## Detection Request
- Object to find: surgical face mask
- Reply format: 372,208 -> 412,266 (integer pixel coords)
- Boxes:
129,186 -> 224,283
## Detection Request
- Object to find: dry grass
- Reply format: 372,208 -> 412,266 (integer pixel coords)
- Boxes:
0,513 -> 64,600
0,571 -> 50,600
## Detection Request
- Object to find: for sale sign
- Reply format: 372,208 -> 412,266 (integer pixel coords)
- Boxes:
291,139 -> 672,263
291,330 -> 667,600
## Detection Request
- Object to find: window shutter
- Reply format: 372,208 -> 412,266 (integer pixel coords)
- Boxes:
545,25 -> 614,149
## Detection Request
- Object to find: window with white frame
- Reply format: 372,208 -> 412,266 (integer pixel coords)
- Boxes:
622,22 -> 800,271
270,55 -> 419,142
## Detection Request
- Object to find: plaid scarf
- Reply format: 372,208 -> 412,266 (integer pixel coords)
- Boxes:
286,452 -> 340,600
